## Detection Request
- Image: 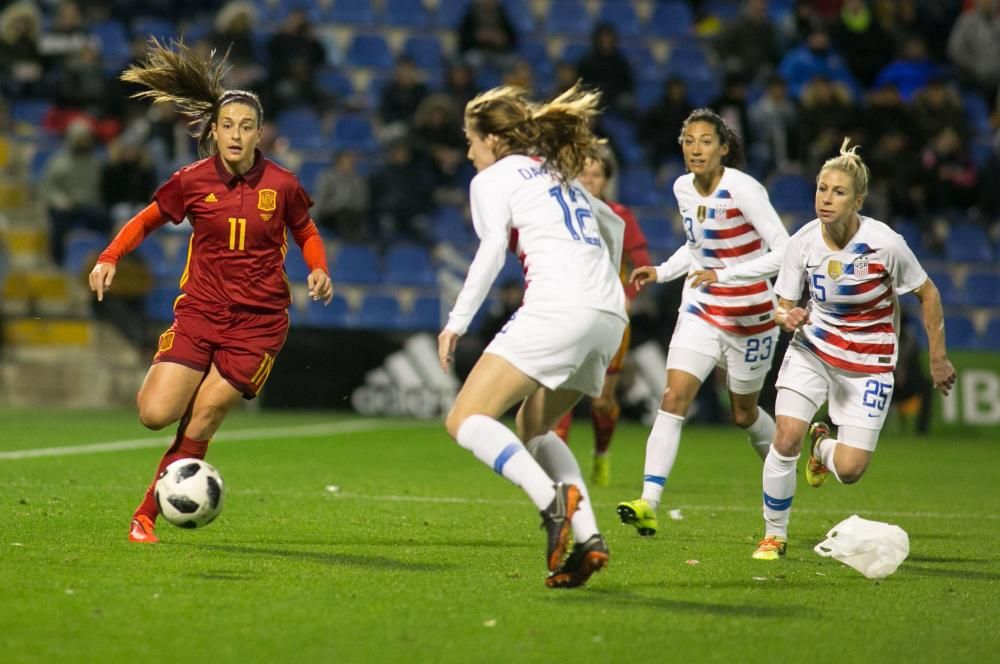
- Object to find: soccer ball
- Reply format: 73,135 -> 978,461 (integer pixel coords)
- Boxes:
155,458 -> 225,529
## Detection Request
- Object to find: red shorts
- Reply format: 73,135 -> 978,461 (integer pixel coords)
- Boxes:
606,322 -> 631,375
153,296 -> 289,398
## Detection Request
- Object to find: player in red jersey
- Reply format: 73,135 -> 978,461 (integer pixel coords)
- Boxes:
553,148 -> 651,486
87,40 -> 333,543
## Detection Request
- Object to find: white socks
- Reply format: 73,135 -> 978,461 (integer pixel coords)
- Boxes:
640,409 -> 684,511
455,414 -> 555,510
762,444 -> 799,538
526,432 -> 598,543
815,436 -> 842,482
742,406 -> 775,460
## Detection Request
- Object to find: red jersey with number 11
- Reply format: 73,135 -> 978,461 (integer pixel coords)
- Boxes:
154,150 -> 314,311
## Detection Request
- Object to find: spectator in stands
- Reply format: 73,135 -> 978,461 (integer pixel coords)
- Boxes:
501,58 -> 534,91
711,75 -> 752,151
412,94 -> 466,188
550,60 -> 579,96
88,39 -> 331,545
208,1 -> 264,89
777,25 -> 859,100
910,74 -> 967,144
100,123 -> 156,225
576,23 -> 634,116
369,135 -> 437,247
38,1 -> 96,74
444,60 -> 476,110
313,150 -> 369,242
831,0 -> 896,87
947,0 -> 1000,102
748,74 -> 800,173
798,75 -> 858,175
714,0 -> 779,84
378,56 -> 428,129
42,119 -> 110,265
457,0 -> 518,69
920,125 -> 979,213
265,9 -> 327,114
50,42 -> 111,116
639,76 -> 691,169
0,1 -> 44,98
873,35 -> 940,103
861,82 -> 912,147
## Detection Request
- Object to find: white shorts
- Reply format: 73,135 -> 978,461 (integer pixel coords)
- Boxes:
775,344 -> 894,449
485,305 -> 627,397
667,312 -> 779,394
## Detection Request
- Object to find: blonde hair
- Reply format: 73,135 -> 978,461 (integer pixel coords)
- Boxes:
464,82 -> 604,182
121,38 -> 263,158
819,137 -> 870,199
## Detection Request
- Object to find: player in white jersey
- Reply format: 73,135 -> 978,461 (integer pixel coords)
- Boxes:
752,138 -> 956,561
617,109 -> 789,537
437,83 -> 628,588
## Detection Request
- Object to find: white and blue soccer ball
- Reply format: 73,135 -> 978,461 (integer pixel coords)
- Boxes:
155,458 -> 225,529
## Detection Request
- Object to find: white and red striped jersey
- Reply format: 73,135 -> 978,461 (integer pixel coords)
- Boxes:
655,167 -> 788,335
445,155 -> 627,336
774,216 -> 928,373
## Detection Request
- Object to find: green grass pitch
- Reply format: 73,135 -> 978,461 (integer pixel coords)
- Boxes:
1,408 -> 998,663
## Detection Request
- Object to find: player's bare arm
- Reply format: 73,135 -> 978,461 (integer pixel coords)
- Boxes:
912,277 -> 956,395
88,262 -> 116,302
775,296 -> 808,332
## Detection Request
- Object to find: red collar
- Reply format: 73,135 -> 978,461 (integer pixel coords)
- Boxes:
214,149 -> 266,188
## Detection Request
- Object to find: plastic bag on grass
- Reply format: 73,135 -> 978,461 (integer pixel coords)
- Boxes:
814,514 -> 909,579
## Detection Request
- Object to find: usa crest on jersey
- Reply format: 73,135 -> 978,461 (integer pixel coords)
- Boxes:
852,255 -> 869,280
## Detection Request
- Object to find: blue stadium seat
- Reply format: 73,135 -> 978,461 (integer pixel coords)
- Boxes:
704,0 -> 742,21
63,232 -> 106,274
359,294 -> 403,329
92,19 -> 130,73
385,0 -> 431,27
430,206 -> 473,244
768,173 -> 814,214
284,249 -> 312,282
344,34 -> 394,70
498,253 -> 525,285
961,90 -> 992,136
332,244 -> 382,284
502,0 -> 535,34
145,286 -> 181,322
980,317 -> 1000,350
639,215 -> 678,253
435,0 -> 469,27
598,1 -> 641,39
618,166 -> 660,208
131,16 -> 176,43
946,224 -> 994,263
406,295 -> 442,330
403,36 -> 445,72
647,1 -> 694,39
276,107 -> 327,150
307,294 -> 352,328
384,243 -> 437,286
12,99 -> 51,127
963,273 -> 1000,307
332,115 -> 376,152
546,0 -> 591,37
944,314 -> 977,350
927,270 -> 961,307
561,41 -> 590,64
315,68 -> 354,99
328,0 -> 377,24
666,43 -> 709,71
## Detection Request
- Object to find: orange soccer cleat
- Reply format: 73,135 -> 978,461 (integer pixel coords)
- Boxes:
128,514 -> 159,543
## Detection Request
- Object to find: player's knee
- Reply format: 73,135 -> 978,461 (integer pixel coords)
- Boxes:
772,429 -> 801,456
660,389 -> 691,417
731,404 -> 757,429
137,404 -> 177,431
836,463 -> 866,484
444,407 -> 466,440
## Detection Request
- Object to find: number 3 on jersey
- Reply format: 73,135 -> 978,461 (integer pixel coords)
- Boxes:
549,186 -> 601,247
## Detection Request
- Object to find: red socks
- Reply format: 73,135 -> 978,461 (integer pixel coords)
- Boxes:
133,435 -> 209,521
591,403 -> 620,455
554,412 -> 573,443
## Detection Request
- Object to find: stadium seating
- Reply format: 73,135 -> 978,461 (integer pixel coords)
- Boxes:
927,270 -> 961,307
344,34 -> 394,71
406,295 -> 443,330
618,166 -> 660,208
359,294 -> 403,329
945,224 -> 994,263
647,3 -> 694,39
332,244 -> 382,285
545,0 -> 592,37
275,107 -> 327,151
144,286 -> 181,322
598,2 -> 641,39
62,232 -> 107,274
131,16 -> 176,43
91,19 -> 131,74
384,243 -> 437,286
980,317 -> 1000,350
403,36 -> 446,72
768,173 -> 815,214
307,294 -> 352,328
284,248 -> 312,282
315,68 -> 355,100
963,273 -> 1000,307
331,115 -> 377,153
639,215 -> 679,253
944,314 -> 978,349
328,0 -> 377,25
385,0 -> 431,27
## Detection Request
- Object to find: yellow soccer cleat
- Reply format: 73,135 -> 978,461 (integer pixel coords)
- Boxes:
752,535 -> 787,560
616,498 -> 657,536
590,454 -> 611,487
805,422 -> 831,488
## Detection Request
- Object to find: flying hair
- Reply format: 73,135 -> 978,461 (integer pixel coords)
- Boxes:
120,38 -> 263,158
464,81 -> 605,182
819,137 -> 870,199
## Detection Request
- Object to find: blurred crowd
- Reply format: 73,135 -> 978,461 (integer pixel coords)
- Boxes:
1,0 -> 999,260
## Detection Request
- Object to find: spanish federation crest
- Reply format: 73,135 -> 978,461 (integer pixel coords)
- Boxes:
852,255 -> 869,280
257,188 -> 277,212
828,260 -> 843,279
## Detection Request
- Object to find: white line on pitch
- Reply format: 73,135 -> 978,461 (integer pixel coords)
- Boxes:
0,420 -> 435,461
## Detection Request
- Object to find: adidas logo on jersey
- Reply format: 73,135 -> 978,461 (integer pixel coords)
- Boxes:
204,193 -> 218,203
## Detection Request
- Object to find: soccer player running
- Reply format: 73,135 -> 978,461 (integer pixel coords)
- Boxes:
753,138 -> 955,560
553,148 -> 651,487
438,83 -> 628,588
88,40 -> 333,544
618,109 -> 789,537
